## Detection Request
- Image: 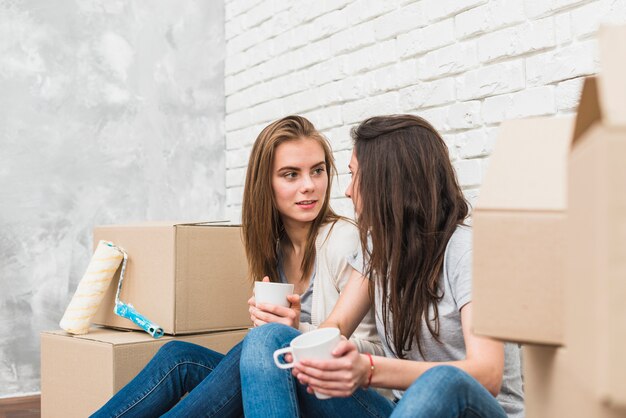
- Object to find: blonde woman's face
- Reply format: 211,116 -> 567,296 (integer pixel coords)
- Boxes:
271,138 -> 328,228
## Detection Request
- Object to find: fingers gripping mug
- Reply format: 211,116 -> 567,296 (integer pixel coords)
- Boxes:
273,327 -> 341,399
254,281 -> 294,307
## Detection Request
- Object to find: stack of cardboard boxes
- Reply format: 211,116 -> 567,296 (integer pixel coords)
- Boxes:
41,222 -> 252,417
473,26 -> 626,417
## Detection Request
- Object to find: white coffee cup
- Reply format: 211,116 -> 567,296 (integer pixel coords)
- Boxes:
254,281 -> 294,308
273,327 -> 341,399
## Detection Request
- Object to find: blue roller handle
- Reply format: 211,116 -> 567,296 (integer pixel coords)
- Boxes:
115,302 -> 164,338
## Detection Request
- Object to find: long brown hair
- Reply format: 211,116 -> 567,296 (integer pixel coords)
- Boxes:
242,115 -> 340,283
352,114 -> 469,359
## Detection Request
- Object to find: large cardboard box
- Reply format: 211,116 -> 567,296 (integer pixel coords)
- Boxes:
41,327 -> 248,418
472,116 -> 574,345
523,345 -> 625,418
92,222 -> 252,335
565,26 -> 626,409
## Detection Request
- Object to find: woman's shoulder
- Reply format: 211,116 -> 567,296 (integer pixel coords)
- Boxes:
317,218 -> 360,252
450,224 -> 472,245
327,217 -> 358,234
444,224 -> 473,267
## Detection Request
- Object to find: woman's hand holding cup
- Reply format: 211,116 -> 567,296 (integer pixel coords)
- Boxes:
273,327 -> 343,399
292,339 -> 371,398
249,277 -> 301,329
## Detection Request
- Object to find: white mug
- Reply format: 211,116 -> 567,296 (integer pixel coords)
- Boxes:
254,281 -> 294,308
273,327 -> 341,399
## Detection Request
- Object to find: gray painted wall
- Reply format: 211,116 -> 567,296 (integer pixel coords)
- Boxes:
0,0 -> 225,397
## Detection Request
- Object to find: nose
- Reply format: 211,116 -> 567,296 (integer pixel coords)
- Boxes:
345,179 -> 352,198
300,174 -> 314,193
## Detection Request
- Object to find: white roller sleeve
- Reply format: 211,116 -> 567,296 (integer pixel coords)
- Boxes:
59,240 -> 124,334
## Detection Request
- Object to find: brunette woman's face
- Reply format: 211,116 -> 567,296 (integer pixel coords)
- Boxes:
272,137 -> 328,228
345,149 -> 362,216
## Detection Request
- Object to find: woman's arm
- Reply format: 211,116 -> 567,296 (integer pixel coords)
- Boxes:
295,302 -> 505,398
319,267 -> 371,338
365,303 -> 504,395
317,221 -> 384,355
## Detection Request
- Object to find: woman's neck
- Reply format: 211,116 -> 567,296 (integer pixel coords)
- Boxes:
281,219 -> 313,256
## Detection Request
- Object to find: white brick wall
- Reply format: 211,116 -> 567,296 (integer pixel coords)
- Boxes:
225,0 -> 626,221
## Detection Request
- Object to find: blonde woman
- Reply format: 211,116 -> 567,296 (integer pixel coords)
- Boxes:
91,115 -> 382,417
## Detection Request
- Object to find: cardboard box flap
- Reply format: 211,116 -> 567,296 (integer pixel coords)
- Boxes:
97,221 -> 215,228
573,77 -> 603,146
476,117 -> 574,211
42,328 -> 171,345
599,25 -> 626,128
97,221 -> 240,228
178,221 -> 241,227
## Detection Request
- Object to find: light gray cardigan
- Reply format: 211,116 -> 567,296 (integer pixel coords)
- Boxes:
298,219 -> 385,357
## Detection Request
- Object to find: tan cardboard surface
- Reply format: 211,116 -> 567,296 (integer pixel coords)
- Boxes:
567,120 -> 626,408
473,117 -> 573,346
175,225 -> 251,331
92,222 -> 251,334
524,345 -> 625,418
473,211 -> 564,345
573,77 -> 602,143
41,328 -> 248,418
41,334 -> 112,418
93,224 -> 176,331
477,117 -> 572,211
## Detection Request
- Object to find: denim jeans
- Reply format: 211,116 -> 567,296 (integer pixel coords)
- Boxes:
90,340 -> 244,418
240,323 -> 507,418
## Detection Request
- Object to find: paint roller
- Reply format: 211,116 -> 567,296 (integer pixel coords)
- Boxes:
60,240 -> 163,338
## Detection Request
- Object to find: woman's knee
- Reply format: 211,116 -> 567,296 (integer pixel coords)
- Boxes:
423,365 -> 468,379
156,340 -> 206,361
403,366 -> 471,399
419,365 -> 473,390
392,366 -> 476,417
244,323 -> 296,348
241,323 -> 298,371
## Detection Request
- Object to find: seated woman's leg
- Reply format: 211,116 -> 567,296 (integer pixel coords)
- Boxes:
296,384 -> 394,418
390,365 -> 507,418
240,323 -> 394,418
91,341 -> 228,418
240,323 -> 301,417
162,342 -> 244,418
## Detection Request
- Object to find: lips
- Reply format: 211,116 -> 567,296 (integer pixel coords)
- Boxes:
296,200 -> 317,205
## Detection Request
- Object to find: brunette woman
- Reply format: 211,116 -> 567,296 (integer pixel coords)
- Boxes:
240,115 -> 524,417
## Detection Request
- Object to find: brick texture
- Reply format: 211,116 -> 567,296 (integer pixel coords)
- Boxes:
224,0 -> 626,220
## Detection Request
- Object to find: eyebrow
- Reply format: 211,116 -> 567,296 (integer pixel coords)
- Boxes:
277,161 -> 326,172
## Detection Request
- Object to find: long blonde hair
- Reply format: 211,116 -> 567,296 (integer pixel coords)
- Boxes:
242,115 -> 340,283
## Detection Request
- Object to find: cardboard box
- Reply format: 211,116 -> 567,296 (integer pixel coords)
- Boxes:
41,327 -> 248,418
92,222 -> 252,335
472,116 -> 574,345
523,345 -> 625,418
565,26 -> 626,409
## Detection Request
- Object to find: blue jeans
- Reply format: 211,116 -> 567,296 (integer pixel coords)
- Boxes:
91,341 -> 243,417
240,323 -> 507,418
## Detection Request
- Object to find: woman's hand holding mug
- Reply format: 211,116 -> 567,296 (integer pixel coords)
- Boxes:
292,339 -> 371,398
249,276 -> 301,329
273,327 -> 343,399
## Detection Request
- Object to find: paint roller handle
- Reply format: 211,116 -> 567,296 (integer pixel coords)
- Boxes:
114,302 -> 164,338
